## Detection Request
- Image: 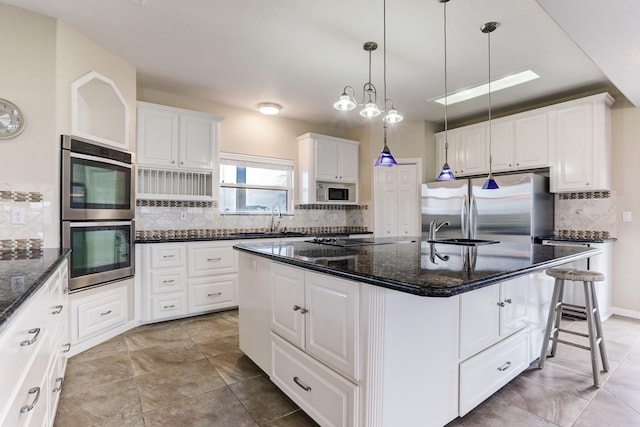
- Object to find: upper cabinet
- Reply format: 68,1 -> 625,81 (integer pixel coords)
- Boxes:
137,101 -> 223,170
549,93 -> 614,192
298,133 -> 359,204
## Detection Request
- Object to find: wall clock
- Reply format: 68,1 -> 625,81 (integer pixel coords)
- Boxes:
0,98 -> 25,139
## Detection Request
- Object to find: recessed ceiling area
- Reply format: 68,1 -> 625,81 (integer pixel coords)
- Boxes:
3,0 -> 637,128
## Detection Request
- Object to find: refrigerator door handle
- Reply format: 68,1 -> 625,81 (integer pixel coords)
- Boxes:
462,194 -> 469,239
470,194 -> 477,239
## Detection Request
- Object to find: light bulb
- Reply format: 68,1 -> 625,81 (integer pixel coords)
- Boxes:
384,108 -> 403,123
360,102 -> 381,118
333,95 -> 356,111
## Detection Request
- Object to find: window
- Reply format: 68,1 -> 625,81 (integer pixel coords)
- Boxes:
219,153 -> 293,214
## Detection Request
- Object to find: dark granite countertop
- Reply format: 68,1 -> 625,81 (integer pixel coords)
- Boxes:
136,231 -> 372,244
233,237 -> 600,297
0,249 -> 70,333
537,236 -> 617,244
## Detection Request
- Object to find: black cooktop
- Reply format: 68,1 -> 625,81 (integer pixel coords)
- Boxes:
306,237 -> 395,247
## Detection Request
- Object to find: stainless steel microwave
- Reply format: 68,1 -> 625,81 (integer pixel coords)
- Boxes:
317,183 -> 350,202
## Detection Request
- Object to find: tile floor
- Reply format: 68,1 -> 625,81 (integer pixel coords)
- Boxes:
54,310 -> 640,427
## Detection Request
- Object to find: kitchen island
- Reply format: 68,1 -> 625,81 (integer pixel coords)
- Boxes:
234,238 -> 599,427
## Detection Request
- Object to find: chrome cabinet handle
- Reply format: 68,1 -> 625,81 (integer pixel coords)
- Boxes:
20,387 -> 41,413
162,254 -> 176,259
504,298 -> 512,304
293,305 -> 301,311
53,377 -> 64,393
207,257 -> 223,262
163,304 -> 176,309
497,361 -> 512,372
497,302 -> 505,307
293,376 -> 312,392
162,279 -> 175,284
300,308 -> 309,314
52,305 -> 64,314
20,328 -> 41,346
207,292 -> 222,297
63,343 -> 71,353
100,310 -> 112,316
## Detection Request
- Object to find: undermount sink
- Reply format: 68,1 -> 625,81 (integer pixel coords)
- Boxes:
232,231 -> 307,238
427,238 -> 499,246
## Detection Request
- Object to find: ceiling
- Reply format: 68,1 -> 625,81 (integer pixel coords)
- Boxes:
3,0 -> 638,128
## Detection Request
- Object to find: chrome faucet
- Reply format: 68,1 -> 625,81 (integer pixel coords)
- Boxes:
270,204 -> 282,232
428,220 -> 450,241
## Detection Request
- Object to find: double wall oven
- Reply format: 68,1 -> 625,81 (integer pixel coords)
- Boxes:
61,135 -> 135,292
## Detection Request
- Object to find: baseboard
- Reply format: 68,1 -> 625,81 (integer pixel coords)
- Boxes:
67,319 -> 140,357
611,307 -> 640,320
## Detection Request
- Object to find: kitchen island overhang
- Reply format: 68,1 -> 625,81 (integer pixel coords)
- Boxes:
233,237 -> 600,297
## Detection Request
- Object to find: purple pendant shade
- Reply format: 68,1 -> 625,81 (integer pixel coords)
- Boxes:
482,175 -> 499,189
436,163 -> 455,181
374,144 -> 397,167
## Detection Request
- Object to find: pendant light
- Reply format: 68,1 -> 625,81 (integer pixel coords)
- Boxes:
481,21 -> 499,190
374,0 -> 398,167
436,0 -> 455,181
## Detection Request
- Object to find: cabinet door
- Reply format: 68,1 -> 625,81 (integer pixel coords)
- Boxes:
459,285 -> 500,360
514,112 -> 548,169
375,167 -> 398,237
188,275 -> 237,313
304,272 -> 359,380
315,139 -> 339,181
137,106 -> 179,167
489,121 -> 514,172
435,131 -> 460,177
179,114 -> 215,170
396,164 -> 419,237
271,264 -> 305,349
150,244 -> 186,269
458,125 -> 487,176
552,103 -> 594,191
187,243 -> 236,277
337,143 -> 358,182
499,277 -> 528,338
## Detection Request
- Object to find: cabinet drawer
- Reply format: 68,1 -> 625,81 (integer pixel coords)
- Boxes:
459,329 -> 529,416
188,276 -> 237,313
188,244 -> 236,277
150,269 -> 186,294
150,244 -> 186,268
151,292 -> 188,320
75,286 -> 128,341
271,333 -> 358,427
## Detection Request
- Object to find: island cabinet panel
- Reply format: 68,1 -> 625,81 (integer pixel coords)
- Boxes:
271,263 -> 360,381
238,253 -> 273,374
459,328 -> 529,416
459,277 -> 528,360
272,333 -> 358,427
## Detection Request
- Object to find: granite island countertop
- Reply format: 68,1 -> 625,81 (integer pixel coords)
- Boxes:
233,237 -> 600,297
0,248 -> 70,332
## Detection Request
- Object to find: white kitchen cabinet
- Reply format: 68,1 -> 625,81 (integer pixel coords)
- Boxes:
238,252 -> 273,374
136,101 -> 222,171
457,124 -> 487,176
72,285 -> 129,341
514,112 -> 549,169
550,93 -> 614,192
435,131 -> 460,177
298,133 -> 359,204
271,332 -> 358,427
137,241 -> 239,322
271,262 -> 359,382
459,276 -> 528,360
488,120 -> 514,172
0,257 -> 69,427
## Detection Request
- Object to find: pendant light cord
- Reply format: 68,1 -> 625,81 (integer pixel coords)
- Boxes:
487,26 -> 492,175
443,1 -> 449,157
383,0 -> 388,142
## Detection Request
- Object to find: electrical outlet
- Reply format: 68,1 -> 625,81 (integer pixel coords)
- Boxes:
623,211 -> 632,222
11,275 -> 25,292
180,211 -> 187,221
11,208 -> 25,225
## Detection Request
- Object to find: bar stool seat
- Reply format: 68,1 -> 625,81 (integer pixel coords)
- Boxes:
538,267 -> 609,387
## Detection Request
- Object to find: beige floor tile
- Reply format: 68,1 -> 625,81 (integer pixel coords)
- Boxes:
208,350 -> 264,385
181,312 -> 239,342
262,410 -> 320,427
522,362 -> 600,400
129,339 -> 205,375
125,323 -> 191,351
142,387 -> 259,427
458,393 -> 556,426
134,358 -> 227,412
229,375 -> 298,425
197,333 -> 240,358
603,358 -> 640,413
62,352 -> 134,398
70,335 -> 129,364
574,388 -> 640,426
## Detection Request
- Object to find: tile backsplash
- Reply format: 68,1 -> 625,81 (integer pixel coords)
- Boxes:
554,191 -> 616,238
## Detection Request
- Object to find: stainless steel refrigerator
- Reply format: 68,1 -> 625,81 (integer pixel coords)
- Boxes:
421,172 -> 554,243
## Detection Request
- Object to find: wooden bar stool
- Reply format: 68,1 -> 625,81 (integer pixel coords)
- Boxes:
538,267 -> 609,387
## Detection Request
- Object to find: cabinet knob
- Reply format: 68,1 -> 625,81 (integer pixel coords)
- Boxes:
497,302 -> 505,307
293,305 -> 301,311
504,298 -> 512,304
509,164 -> 512,167
300,308 -> 309,314
172,161 -> 175,164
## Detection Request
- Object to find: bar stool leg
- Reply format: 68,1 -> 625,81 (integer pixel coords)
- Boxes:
584,281 -> 601,387
539,278 -> 563,368
590,281 -> 610,372
550,279 -> 565,358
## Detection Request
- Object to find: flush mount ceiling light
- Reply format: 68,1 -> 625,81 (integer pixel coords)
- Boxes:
374,0 -> 399,167
333,41 -> 403,124
436,0 -> 455,181
432,70 -> 540,106
481,21 -> 499,190
257,103 -> 281,115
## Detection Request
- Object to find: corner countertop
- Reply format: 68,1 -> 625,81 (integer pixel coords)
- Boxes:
233,237 -> 600,297
135,231 -> 372,244
0,248 -> 70,333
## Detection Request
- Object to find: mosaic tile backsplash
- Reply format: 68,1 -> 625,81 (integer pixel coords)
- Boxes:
0,185 -> 52,251
554,191 -> 616,239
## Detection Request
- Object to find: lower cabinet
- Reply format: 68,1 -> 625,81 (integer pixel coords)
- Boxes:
0,257 -> 70,427
271,333 -> 358,427
459,329 -> 529,415
137,241 -> 239,322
